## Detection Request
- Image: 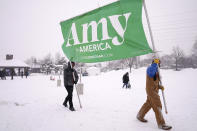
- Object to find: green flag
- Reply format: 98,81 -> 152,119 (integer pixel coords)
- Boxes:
60,0 -> 152,63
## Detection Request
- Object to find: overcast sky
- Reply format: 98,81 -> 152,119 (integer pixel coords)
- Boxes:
0,0 -> 197,61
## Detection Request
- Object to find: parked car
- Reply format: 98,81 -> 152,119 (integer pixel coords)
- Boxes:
82,71 -> 88,76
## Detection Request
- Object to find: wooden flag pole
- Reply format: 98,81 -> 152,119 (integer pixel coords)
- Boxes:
143,0 -> 168,114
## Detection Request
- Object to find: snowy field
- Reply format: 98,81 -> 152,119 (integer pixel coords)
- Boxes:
0,68 -> 197,131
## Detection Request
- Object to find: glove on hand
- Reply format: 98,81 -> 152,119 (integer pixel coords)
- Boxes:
74,81 -> 77,84
159,85 -> 164,91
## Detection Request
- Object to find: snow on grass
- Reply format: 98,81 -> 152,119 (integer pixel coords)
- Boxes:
0,68 -> 197,131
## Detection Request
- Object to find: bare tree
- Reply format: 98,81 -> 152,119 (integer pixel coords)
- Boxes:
124,57 -> 137,73
55,52 -> 61,65
42,53 -> 54,65
172,46 -> 185,71
105,60 -> 121,71
25,56 -> 38,67
139,54 -> 152,67
133,56 -> 140,69
191,40 -> 197,68
160,55 -> 173,69
192,40 -> 197,55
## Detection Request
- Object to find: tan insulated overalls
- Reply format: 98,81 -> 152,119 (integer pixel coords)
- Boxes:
137,73 -> 165,126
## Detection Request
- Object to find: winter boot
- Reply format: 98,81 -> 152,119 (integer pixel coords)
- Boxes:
63,103 -> 67,107
137,115 -> 148,123
69,107 -> 76,111
158,124 -> 172,130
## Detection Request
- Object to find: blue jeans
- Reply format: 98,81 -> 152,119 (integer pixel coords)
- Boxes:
123,83 -> 128,88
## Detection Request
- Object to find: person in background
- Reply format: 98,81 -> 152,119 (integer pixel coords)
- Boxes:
2,68 -> 6,80
122,72 -> 130,88
21,71 -> 24,78
63,61 -> 79,111
25,69 -> 28,78
136,59 -> 172,130
11,68 -> 15,80
0,70 -> 2,80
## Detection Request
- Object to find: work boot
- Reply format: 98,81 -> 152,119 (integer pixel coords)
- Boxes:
137,115 -> 148,123
63,103 -> 67,107
158,124 -> 172,130
69,107 -> 76,111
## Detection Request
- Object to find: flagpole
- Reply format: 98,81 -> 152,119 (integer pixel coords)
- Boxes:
143,0 -> 168,114
143,0 -> 156,57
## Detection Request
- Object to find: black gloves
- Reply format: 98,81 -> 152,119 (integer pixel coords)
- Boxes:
74,81 -> 77,84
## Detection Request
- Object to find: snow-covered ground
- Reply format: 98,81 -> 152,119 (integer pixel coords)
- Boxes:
0,68 -> 197,131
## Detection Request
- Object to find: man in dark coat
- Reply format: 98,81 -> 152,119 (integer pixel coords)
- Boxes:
136,59 -> 172,130
63,61 -> 79,111
24,69 -> 28,78
0,70 -> 2,80
21,71 -> 24,78
122,72 -> 130,88
2,69 -> 6,80
11,68 -> 15,80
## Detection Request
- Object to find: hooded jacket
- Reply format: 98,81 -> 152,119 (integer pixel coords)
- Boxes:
147,63 -> 158,78
64,63 -> 79,86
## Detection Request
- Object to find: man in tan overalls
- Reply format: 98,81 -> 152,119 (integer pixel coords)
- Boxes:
137,59 -> 172,130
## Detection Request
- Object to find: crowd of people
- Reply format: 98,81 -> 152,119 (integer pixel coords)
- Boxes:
0,68 -> 29,80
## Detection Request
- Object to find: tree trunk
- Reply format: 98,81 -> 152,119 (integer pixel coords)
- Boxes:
175,58 -> 178,71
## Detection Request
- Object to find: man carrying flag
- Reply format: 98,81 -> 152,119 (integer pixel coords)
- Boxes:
63,61 -> 79,111
136,59 -> 172,130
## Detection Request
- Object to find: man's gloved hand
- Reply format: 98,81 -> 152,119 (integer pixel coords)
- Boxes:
71,69 -> 74,72
159,85 -> 164,91
74,81 -> 77,84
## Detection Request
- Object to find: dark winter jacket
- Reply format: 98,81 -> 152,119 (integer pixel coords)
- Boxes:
64,63 -> 79,86
122,73 -> 129,83
11,69 -> 15,76
0,71 -> 2,78
25,70 -> 28,76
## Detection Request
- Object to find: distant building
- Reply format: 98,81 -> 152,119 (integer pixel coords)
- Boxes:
0,54 -> 30,76
30,64 -> 41,73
